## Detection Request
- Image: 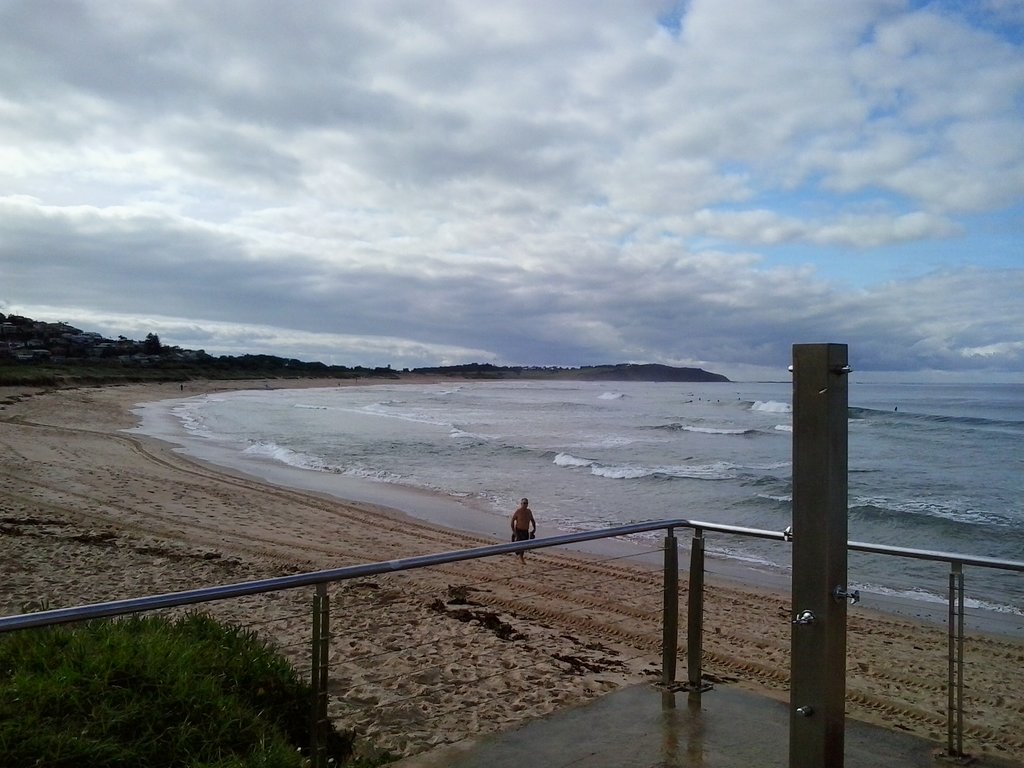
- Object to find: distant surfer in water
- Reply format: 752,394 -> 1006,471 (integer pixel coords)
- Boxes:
510,497 -> 537,561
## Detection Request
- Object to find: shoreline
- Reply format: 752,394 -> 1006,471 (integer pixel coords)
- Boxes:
129,382 -> 1011,632
2,379 -> 1023,761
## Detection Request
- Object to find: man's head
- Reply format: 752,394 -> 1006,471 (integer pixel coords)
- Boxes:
520,497 -> 529,507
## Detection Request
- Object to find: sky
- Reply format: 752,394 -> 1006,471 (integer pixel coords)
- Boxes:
2,0 -> 1023,382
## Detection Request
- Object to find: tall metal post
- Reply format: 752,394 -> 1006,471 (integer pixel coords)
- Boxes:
687,528 -> 706,693
662,527 -> 679,687
947,563 -> 965,758
310,583 -> 330,768
790,343 -> 850,768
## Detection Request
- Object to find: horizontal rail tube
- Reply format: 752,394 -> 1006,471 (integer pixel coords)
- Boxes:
2,518 -> 1021,633
847,540 -> 1024,572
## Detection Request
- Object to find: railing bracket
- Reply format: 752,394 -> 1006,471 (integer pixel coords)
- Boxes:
832,586 -> 860,604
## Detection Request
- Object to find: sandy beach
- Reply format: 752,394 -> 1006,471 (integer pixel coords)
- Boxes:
1,380 -> 1022,763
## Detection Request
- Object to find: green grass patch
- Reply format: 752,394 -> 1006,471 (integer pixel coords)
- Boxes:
0,613 -> 359,767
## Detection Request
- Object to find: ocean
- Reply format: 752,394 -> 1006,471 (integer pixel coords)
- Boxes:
135,379 -> 1024,618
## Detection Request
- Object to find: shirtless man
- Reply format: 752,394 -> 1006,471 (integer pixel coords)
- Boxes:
510,497 -> 536,561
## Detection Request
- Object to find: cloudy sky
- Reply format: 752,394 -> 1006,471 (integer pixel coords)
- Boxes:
2,1 -> 1023,380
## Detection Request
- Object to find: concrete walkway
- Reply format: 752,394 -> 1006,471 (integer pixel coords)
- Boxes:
392,683 -> 1021,768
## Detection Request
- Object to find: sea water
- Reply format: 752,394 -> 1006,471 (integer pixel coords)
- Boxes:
137,380 -> 1024,615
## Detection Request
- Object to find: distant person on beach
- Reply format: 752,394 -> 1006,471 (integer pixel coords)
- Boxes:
510,497 -> 536,561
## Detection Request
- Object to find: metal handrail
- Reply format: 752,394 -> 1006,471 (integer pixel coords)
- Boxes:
847,540 -> 1024,571
2,517 -> 1021,634
4,515 -> 1022,765
0,518 -> 692,632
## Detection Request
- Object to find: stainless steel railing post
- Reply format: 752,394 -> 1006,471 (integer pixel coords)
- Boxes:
310,582 -> 330,768
687,527 -> 706,693
946,562 -> 965,758
662,527 -> 679,687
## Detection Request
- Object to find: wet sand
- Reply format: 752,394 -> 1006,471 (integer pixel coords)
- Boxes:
1,380 -> 1022,763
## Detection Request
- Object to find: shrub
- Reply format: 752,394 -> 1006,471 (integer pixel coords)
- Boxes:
0,613 -> 354,767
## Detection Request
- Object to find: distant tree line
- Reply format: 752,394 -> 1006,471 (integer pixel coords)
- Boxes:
0,313 -> 400,386
0,313 -> 729,386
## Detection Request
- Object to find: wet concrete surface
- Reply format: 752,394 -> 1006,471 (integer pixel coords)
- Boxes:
392,683 -> 1022,768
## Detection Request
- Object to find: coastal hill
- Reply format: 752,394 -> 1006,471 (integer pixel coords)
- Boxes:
411,362 -> 729,382
0,313 -> 729,385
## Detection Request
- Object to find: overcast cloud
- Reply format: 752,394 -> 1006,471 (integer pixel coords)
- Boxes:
2,0 -> 1022,380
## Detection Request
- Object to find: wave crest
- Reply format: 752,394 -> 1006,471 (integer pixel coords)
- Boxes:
553,452 -> 737,481
751,400 -> 791,414
649,422 -> 758,435
242,441 -> 335,472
